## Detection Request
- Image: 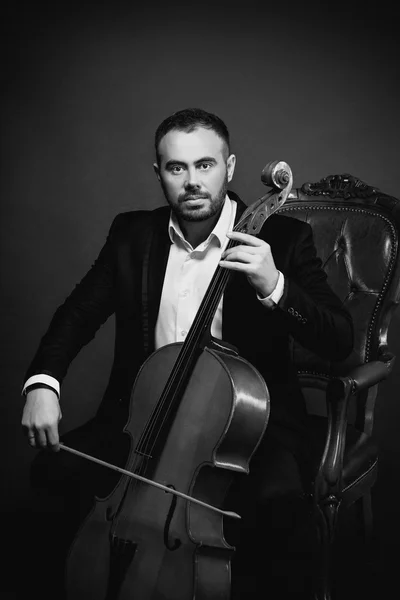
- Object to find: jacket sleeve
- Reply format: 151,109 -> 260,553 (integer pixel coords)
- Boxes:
24,215 -> 121,385
275,220 -> 354,361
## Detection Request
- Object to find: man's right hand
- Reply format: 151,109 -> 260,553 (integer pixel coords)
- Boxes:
21,387 -> 62,451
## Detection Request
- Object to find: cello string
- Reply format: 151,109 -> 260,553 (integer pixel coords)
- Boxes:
136,236 -> 240,458
134,210 -> 254,458
125,208 -> 261,472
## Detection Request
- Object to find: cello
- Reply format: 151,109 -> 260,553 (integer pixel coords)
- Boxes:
62,160 -> 293,599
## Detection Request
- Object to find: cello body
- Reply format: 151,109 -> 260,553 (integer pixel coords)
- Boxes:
65,342 -> 269,600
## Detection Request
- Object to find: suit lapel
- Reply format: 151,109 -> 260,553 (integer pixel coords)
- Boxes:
228,190 -> 247,225
142,206 -> 171,355
220,192 -> 248,340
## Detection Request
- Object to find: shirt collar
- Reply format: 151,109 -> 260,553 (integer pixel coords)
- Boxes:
168,195 -> 235,250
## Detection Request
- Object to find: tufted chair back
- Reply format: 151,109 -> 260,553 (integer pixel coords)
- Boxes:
276,174 -> 400,599
278,174 -> 400,422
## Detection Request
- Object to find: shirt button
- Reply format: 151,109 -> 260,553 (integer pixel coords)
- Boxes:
180,289 -> 189,297
181,330 -> 187,337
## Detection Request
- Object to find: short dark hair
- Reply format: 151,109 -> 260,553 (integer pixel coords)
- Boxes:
155,107 -> 230,162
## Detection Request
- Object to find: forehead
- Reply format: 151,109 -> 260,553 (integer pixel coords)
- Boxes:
158,127 -> 226,164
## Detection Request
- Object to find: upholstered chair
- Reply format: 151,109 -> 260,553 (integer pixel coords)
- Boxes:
277,173 -> 400,599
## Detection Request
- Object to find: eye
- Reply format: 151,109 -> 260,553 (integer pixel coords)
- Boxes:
199,162 -> 212,171
169,165 -> 184,174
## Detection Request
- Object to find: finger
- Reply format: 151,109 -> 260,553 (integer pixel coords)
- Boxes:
27,431 -> 37,448
46,426 -> 60,452
36,428 -> 48,449
219,260 -> 252,273
221,250 -> 257,264
222,244 -> 260,258
226,232 -> 264,246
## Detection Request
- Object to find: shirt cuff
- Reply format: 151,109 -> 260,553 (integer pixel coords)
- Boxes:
257,271 -> 285,308
22,374 -> 60,398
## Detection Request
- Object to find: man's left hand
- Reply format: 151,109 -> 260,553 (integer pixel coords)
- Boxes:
219,231 -> 279,298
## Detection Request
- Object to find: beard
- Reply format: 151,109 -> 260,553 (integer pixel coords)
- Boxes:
162,174 -> 229,223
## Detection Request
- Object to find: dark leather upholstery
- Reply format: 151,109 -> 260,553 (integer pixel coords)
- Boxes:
276,174 -> 400,599
281,186 -> 399,376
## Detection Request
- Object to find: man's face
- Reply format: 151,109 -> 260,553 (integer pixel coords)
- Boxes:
154,127 -> 236,222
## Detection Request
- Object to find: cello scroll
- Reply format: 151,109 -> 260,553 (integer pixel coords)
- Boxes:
237,160 -> 293,236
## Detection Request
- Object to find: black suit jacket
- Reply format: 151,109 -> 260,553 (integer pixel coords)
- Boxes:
25,192 -> 353,451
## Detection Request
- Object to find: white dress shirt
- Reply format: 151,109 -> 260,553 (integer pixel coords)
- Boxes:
23,197 -> 284,398
155,195 -> 236,347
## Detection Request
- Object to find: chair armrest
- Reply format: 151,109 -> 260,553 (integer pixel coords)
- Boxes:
344,353 -> 394,392
314,353 -> 394,499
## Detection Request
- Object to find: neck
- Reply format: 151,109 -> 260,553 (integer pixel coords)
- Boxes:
179,213 -> 221,248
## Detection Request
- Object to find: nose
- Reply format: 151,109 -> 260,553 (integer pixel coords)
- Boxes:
184,167 -> 200,189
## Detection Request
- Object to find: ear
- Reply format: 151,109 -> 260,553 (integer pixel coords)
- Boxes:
226,154 -> 236,183
153,162 -> 161,182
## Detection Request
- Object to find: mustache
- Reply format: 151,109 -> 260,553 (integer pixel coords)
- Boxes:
179,191 -> 211,202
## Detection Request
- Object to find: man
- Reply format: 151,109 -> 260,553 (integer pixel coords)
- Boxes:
21,108 -> 353,599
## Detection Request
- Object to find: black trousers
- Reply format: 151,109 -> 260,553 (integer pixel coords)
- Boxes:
18,418 -> 316,600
